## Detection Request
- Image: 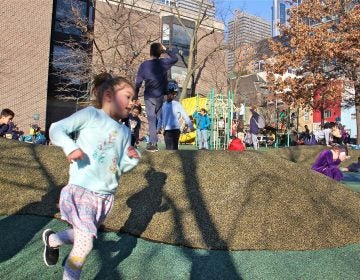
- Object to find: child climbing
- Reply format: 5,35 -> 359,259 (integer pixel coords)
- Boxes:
44,73 -> 140,280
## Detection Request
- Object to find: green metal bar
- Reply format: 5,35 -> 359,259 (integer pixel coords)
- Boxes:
226,90 -> 232,149
296,107 -> 300,132
287,107 -> 290,147
210,88 -> 215,150
275,108 -> 279,148
195,92 -> 199,149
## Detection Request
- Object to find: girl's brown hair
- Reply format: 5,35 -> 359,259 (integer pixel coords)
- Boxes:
92,72 -> 134,109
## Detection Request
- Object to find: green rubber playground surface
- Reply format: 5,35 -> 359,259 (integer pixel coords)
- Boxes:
343,173 -> 360,192
1,214 -> 360,280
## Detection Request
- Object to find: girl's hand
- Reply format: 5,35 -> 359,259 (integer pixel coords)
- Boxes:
339,153 -> 348,162
134,99 -> 141,106
67,149 -> 85,163
127,146 -> 140,159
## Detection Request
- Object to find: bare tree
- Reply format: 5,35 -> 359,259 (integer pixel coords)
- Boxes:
172,0 -> 226,100
228,43 -> 257,99
51,0 -> 160,101
201,48 -> 228,95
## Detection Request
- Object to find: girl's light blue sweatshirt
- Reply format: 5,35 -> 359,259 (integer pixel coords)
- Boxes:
49,106 -> 140,194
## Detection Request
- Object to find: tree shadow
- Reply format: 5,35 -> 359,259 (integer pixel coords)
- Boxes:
175,150 -> 242,279
0,144 -> 61,263
94,163 -> 168,279
94,150 -> 242,279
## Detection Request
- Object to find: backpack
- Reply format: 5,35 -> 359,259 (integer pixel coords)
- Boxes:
256,115 -> 265,129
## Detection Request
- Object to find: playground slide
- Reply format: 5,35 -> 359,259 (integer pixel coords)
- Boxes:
179,97 -> 207,145
181,96 -> 208,115
179,131 -> 196,144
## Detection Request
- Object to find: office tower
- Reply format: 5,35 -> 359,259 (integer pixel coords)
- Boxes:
227,10 -> 271,70
272,0 -> 287,37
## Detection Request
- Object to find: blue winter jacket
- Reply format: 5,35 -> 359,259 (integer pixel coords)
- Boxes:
193,112 -> 210,130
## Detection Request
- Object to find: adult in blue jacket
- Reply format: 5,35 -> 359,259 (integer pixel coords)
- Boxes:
193,108 -> 210,150
134,43 -> 178,152
249,106 -> 260,150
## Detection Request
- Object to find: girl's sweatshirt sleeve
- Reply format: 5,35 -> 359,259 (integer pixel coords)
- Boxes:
119,128 -> 141,173
49,107 -> 93,156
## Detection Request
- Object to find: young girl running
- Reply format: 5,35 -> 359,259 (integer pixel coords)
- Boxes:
43,73 -> 140,279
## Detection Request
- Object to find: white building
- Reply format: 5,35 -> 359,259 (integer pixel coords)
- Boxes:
272,0 -> 287,37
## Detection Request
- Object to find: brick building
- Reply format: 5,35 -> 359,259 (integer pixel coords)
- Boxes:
1,0 -> 225,134
0,0 -> 54,134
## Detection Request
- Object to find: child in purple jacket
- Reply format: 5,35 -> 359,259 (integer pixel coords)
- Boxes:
312,144 -> 349,181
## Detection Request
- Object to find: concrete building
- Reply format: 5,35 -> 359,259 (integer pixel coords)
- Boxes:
272,0 -> 287,37
174,0 -> 215,18
1,0 -> 224,134
227,10 -> 271,70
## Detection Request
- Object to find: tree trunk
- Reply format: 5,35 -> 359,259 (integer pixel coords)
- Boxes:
320,107 -> 325,126
355,83 -> 360,144
191,73 -> 196,97
180,72 -> 193,101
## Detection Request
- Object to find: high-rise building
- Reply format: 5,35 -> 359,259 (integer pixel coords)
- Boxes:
272,0 -> 287,37
227,10 -> 271,70
175,0 -> 215,18
152,0 -> 215,17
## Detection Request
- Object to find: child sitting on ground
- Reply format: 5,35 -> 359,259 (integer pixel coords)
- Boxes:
157,80 -> 194,150
228,136 -> 246,151
312,144 -> 349,181
0,108 -> 15,137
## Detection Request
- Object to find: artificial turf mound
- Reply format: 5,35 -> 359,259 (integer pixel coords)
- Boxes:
0,138 -> 359,250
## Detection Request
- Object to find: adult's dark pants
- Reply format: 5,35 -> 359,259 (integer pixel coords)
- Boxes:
332,136 -> 342,145
145,97 -> 164,145
131,134 -> 137,146
164,129 -> 181,150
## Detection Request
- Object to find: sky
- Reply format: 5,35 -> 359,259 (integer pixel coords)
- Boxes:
214,0 -> 274,23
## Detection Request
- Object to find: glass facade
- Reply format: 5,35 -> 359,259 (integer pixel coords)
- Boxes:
161,16 -> 195,95
172,24 -> 193,46
54,0 -> 87,36
48,0 -> 94,99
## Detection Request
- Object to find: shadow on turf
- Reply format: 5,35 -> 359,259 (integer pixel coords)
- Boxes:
93,152 -> 242,279
94,158 -> 168,279
175,151 -> 242,280
0,144 -> 61,263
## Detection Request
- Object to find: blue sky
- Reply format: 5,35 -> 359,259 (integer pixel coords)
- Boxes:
214,0 -> 273,23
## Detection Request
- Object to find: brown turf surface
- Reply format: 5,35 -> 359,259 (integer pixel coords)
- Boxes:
0,138 -> 359,250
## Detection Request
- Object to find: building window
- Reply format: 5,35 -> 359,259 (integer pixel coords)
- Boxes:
173,24 -> 193,46
55,0 -> 87,36
156,0 -> 173,6
324,110 -> 332,118
51,45 -> 85,89
162,23 -> 170,45
351,113 -> 356,120
304,111 -> 309,121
